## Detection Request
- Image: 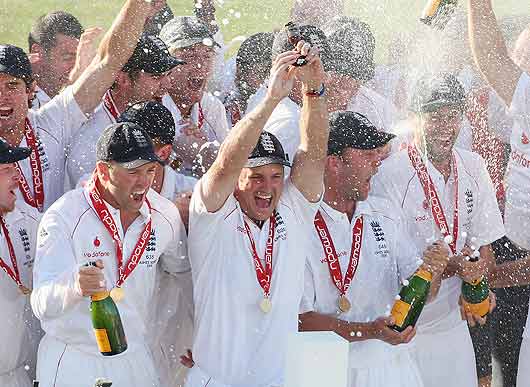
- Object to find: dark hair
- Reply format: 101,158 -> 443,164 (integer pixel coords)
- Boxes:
28,11 -> 84,51
236,32 -> 274,76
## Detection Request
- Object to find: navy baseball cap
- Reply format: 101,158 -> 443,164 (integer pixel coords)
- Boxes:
96,122 -> 164,169
328,111 -> 395,154
410,73 -> 466,113
0,137 -> 31,164
122,34 -> 185,75
0,45 -> 33,85
246,131 -> 291,168
323,16 -> 376,81
118,101 -> 175,145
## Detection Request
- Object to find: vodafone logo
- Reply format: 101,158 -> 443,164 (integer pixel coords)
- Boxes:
94,237 -> 101,247
522,132 -> 530,145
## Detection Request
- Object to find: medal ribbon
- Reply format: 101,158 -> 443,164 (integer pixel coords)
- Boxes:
314,211 -> 363,297
87,175 -> 152,287
103,90 -> 120,121
0,217 -> 25,289
16,119 -> 44,211
197,102 -> 205,129
243,214 -> 276,298
408,145 -> 458,254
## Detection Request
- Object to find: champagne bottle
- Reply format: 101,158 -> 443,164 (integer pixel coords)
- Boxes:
420,0 -> 458,29
461,254 -> 490,317
391,269 -> 432,332
90,291 -> 128,356
95,378 -> 113,387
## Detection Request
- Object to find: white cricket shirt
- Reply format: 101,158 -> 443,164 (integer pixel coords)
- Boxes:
21,86 -> 88,210
188,178 -> 320,386
504,72 -> 530,250
0,200 -> 40,376
371,147 -> 505,333
301,199 -> 421,369
347,86 -> 399,134
31,86 -> 52,110
64,100 -> 117,190
31,187 -> 188,354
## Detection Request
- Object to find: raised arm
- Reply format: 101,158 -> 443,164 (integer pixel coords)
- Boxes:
72,0 -> 166,114
200,50 -> 300,212
290,43 -> 328,203
467,0 -> 522,105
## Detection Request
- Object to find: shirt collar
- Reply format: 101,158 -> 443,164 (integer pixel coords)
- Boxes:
320,200 -> 373,223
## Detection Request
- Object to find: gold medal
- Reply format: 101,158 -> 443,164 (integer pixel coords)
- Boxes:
110,287 -> 125,302
19,285 -> 31,295
338,295 -> 351,313
259,297 -> 272,314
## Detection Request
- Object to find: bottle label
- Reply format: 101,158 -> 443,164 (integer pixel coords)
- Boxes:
463,298 -> 490,317
416,269 -> 433,282
391,300 -> 412,327
94,328 -> 112,353
422,0 -> 443,18
468,276 -> 484,286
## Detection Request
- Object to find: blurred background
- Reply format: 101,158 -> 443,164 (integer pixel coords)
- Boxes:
1,0 -> 529,61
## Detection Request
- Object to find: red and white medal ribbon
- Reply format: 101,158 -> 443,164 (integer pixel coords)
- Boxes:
87,175 -> 152,289
314,211 -> 363,311
197,102 -> 205,129
103,90 -> 120,121
16,119 -> 44,212
243,214 -> 276,303
408,145 -> 458,254
0,217 -> 30,293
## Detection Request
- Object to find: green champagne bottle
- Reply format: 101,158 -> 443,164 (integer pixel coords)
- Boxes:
420,0 -> 458,29
95,378 -> 113,387
90,291 -> 128,356
461,256 -> 490,317
391,269 -> 432,332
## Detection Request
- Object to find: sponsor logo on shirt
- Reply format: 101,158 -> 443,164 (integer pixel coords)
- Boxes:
320,250 -> 347,264
274,211 -> 287,241
511,149 -> 530,168
83,234 -> 111,258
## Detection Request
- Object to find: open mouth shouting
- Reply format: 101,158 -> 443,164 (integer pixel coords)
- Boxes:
0,106 -> 14,120
130,189 -> 148,204
255,192 -> 273,209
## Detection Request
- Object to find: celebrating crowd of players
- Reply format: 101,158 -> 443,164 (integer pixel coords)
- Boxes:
2,0 -> 530,386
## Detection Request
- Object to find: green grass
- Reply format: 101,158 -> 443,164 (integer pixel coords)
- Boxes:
0,0 -> 528,61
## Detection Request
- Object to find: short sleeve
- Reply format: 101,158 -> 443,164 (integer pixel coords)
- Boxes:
280,178 -> 322,226
510,72 -> 530,117
34,85 -> 88,149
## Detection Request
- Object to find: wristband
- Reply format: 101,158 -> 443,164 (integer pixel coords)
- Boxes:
304,84 -> 326,97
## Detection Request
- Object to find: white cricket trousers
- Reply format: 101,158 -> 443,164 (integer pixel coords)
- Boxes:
348,343 -> 424,387
35,334 -> 160,387
0,365 -> 32,387
411,319 -> 478,387
185,365 -> 281,387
